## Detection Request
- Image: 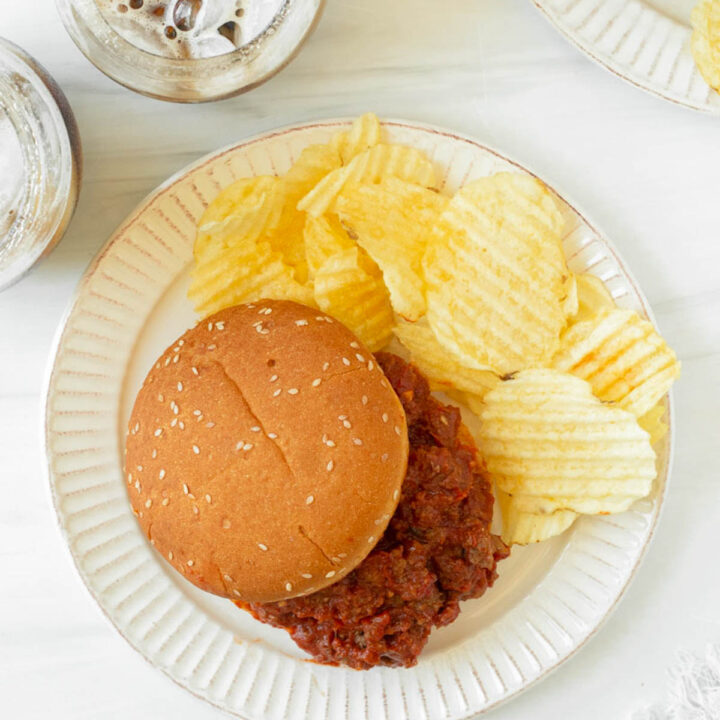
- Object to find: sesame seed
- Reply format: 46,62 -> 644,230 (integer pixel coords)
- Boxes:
154,428 -> 162,437
325,571 -> 336,579
172,354 -> 179,364
162,498 -> 170,506
306,495 -> 314,505
269,374 -> 278,382
383,454 -> 390,463
368,536 -> 375,543
287,388 -> 299,395
206,422 -> 215,428
339,415 -> 347,420
322,362 -> 330,371
301,573 -> 312,579
177,382 -> 183,392
205,494 -> 212,503
326,440 -> 336,447
164,357 -> 171,366
172,406 -> 179,415
250,426 -> 261,432
362,395 -> 368,405
223,574 -> 233,583
243,443 -> 253,451
393,489 -> 399,500
285,582 -> 293,592
258,543 -> 268,551
215,322 -> 225,330
192,444 -> 200,454
192,367 -> 199,376
343,420 -> 351,429
235,442 -> 244,450
232,589 -> 241,597
151,449 -> 157,459
170,418 -> 177,428
342,357 -> 351,366
207,344 -> 216,350
168,551 -> 173,560
178,421 -> 185,430
183,484 -> 189,494
128,473 -> 133,484
273,388 -> 282,397
295,319 -> 308,326
158,394 -> 164,403
178,340 -> 184,346
159,469 -> 166,480
374,518 -> 383,525
222,519 -> 231,529
368,361 -> 375,371
136,465 -> 143,472
193,505 -> 199,515
268,433 -> 278,439
353,438 -> 363,446
145,499 -> 152,508
338,553 -> 348,559
134,480 -> 140,490
187,560 -> 194,567
350,341 -> 360,349
312,378 -> 321,387
193,410 -> 201,416
394,426 -> 401,436
382,413 -> 389,423
355,354 -> 365,362
207,322 -> 213,331
331,556 -> 342,564
326,460 -> 334,472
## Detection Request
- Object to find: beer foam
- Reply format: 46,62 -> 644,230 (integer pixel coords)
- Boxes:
96,0 -> 284,59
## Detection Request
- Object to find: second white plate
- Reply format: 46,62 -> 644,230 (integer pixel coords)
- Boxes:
44,118 -> 673,719
533,0 -> 720,113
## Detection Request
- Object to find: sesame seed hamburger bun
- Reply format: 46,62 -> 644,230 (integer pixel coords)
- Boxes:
124,300 -> 409,603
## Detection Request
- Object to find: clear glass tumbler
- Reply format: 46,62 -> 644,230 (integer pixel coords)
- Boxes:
0,39 -> 82,291
56,0 -> 325,102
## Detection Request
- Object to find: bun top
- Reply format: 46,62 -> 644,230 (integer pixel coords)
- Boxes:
125,301 -> 409,603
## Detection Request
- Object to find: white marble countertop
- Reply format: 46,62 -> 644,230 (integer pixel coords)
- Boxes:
2,1 -> 719,718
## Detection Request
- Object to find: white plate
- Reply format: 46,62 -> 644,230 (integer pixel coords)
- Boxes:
532,0 -> 720,113
43,119 -> 673,720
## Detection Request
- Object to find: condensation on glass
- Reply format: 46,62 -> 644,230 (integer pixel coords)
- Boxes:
56,0 -> 325,102
0,39 -> 81,291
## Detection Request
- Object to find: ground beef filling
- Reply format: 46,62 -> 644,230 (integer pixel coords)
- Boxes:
241,352 -> 509,669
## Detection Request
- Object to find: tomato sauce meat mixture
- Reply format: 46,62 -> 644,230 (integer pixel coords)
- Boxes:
241,352 -> 509,669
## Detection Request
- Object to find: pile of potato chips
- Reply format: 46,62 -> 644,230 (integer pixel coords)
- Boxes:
189,113 -> 680,546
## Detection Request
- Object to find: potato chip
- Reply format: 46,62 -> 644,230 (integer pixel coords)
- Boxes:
638,403 -> 669,447
477,369 -> 656,501
313,247 -> 394,351
194,176 -> 282,257
552,307 -> 680,418
304,215 -> 356,279
574,272 -> 615,321
507,492 -> 637,516
266,144 -> 343,283
691,0 -> 720,92
497,490 -> 577,545
394,319 -> 500,397
423,173 -> 573,374
562,272 -> 579,319
298,144 -> 437,218
189,240 -> 313,316
335,178 -> 446,320
330,113 -> 382,165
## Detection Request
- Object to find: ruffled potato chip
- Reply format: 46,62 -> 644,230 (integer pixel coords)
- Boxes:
692,0 -> 720,92
330,113 -> 382,165
335,178 -> 446,320
574,272 -> 615,321
423,173 -> 573,374
313,247 -> 394,351
478,369 -> 656,502
298,144 -> 437,218
496,489 -> 577,546
552,307 -> 680,418
304,215 -> 356,279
